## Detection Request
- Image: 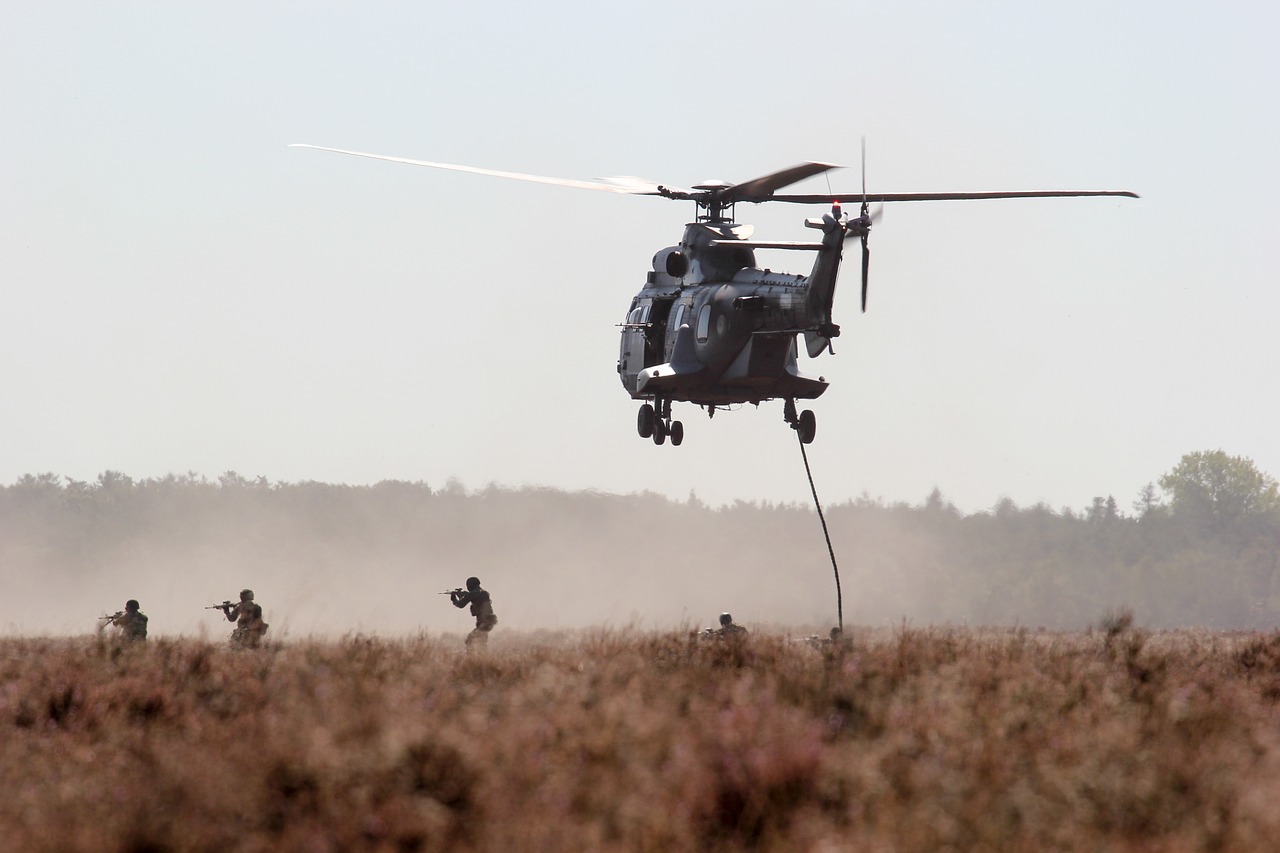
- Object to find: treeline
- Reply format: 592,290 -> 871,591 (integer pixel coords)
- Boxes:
2,451 -> 1277,634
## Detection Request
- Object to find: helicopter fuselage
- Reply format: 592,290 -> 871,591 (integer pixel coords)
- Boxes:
617,219 -> 842,408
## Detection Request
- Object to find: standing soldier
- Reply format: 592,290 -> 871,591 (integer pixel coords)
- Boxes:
101,599 -> 148,642
448,577 -> 498,650
218,589 -> 269,649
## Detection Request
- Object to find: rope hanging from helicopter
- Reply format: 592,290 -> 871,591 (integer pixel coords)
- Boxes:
797,433 -> 844,634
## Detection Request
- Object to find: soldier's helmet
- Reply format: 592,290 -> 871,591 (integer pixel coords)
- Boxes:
241,589 -> 254,600
465,577 -> 481,591
719,612 -> 733,626
126,599 -> 140,612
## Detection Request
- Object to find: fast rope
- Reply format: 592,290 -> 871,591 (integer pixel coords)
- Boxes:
798,433 -> 843,633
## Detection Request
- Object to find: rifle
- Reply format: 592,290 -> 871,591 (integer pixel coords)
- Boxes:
99,611 -> 124,626
204,600 -> 234,610
439,588 -> 463,596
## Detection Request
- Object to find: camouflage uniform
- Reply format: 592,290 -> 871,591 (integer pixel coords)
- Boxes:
450,578 -> 497,649
717,612 -> 747,638
224,590 -> 269,649
116,609 -> 148,642
107,600 -> 148,642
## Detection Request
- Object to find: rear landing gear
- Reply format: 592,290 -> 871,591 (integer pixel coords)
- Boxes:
638,399 -> 683,447
784,398 -> 817,444
668,420 -> 684,446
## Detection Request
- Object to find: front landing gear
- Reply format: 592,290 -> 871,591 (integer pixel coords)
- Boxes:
783,398 -> 817,444
637,400 -> 683,447
637,403 -> 655,438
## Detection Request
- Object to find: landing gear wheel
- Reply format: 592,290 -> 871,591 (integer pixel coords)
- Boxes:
669,421 -> 684,446
798,410 -> 817,445
652,420 -> 667,445
637,403 -> 655,439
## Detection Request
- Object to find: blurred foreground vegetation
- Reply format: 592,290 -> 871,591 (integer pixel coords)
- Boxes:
3,627 -> 1280,852
3,450 -> 1278,631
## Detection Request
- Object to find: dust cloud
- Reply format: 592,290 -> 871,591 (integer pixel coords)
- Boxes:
4,473 -> 1277,637
3,478 -> 844,638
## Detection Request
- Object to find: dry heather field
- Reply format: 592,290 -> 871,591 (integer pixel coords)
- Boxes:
4,626 -> 1280,853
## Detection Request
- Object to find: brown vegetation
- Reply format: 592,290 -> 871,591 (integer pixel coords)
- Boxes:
4,626 -> 1280,852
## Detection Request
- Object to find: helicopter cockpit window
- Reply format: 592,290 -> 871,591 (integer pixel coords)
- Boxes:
627,305 -> 650,325
695,305 -> 711,343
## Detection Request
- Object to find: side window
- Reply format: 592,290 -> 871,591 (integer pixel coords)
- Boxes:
671,303 -> 686,330
695,305 -> 711,342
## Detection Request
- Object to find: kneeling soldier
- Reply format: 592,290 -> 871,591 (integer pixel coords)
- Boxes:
220,589 -> 269,649
102,599 -> 148,642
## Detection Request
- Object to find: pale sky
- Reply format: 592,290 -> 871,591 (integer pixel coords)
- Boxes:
3,1 -> 1278,514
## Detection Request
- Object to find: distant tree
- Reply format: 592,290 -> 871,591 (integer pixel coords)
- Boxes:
218,471 -> 250,489
1087,497 -> 1107,522
1132,482 -> 1162,518
922,487 -> 958,515
97,470 -> 134,492
1158,451 -> 1279,527
1085,496 -> 1120,523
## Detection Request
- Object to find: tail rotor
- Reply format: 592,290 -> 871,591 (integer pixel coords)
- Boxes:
858,138 -> 872,312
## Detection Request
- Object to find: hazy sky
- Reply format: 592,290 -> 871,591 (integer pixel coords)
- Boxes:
3,1 -> 1277,514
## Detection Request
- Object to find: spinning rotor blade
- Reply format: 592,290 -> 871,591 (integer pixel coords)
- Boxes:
860,237 -> 870,313
722,161 -> 844,203
289,144 -> 691,196
860,138 -> 870,313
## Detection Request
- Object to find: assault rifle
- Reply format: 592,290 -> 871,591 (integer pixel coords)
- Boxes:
204,600 -> 234,610
438,588 -> 464,596
99,611 -> 124,626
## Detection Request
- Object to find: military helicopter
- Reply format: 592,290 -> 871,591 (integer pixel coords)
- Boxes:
291,143 -> 1136,447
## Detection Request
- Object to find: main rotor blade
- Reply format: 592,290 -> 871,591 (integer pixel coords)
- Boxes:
767,189 -> 1140,204
289,144 -> 688,196
723,162 -> 844,203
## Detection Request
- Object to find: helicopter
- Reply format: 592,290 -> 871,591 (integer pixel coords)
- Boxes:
291,143 -> 1136,447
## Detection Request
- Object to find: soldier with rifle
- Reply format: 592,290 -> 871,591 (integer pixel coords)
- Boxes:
207,588 -> 269,649
100,599 -> 148,642
443,577 -> 497,650
693,613 -> 748,642
717,612 -> 748,637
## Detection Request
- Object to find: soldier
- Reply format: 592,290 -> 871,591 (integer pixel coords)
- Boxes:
717,612 -> 748,637
797,626 -> 849,650
102,599 -> 148,642
219,588 -> 269,649
449,576 -> 497,650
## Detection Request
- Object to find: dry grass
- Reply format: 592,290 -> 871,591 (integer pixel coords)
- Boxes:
3,627 -> 1280,852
